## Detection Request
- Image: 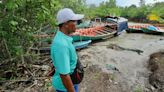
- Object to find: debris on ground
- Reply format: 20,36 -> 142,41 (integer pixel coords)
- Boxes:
107,44 -> 144,55
148,52 -> 164,92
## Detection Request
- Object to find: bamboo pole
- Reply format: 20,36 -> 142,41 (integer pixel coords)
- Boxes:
3,39 -> 12,61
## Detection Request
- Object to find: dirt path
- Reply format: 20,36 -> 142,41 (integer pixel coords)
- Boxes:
78,32 -> 164,92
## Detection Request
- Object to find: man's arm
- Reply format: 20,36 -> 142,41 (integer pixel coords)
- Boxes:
60,74 -> 75,92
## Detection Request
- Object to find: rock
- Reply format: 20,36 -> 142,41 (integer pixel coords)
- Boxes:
150,85 -> 155,91
48,86 -> 54,92
114,82 -> 118,85
109,79 -> 113,83
45,79 -> 50,82
38,83 -> 44,87
41,65 -> 50,70
145,88 -> 150,92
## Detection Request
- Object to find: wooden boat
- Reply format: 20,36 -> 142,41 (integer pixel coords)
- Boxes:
72,25 -> 117,41
126,25 -> 164,35
126,25 -> 148,33
106,17 -> 128,35
126,28 -> 143,33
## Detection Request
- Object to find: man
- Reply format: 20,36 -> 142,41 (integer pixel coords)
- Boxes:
51,8 -> 84,92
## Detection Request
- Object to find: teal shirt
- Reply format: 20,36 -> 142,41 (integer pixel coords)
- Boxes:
51,31 -> 77,91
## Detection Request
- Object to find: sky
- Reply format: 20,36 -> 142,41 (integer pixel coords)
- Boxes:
86,0 -> 164,7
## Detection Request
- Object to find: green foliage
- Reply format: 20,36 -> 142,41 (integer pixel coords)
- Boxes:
86,0 -> 164,23
58,0 -> 86,13
0,0 -> 87,61
0,0 -> 61,60
106,0 -> 116,8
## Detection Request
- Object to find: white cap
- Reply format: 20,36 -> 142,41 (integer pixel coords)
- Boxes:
57,8 -> 84,25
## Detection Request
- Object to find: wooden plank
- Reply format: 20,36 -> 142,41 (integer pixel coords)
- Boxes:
94,30 -> 105,35
104,29 -> 114,33
151,24 -> 164,27
97,29 -> 108,34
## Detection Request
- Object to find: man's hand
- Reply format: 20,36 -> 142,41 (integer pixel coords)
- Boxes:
60,74 -> 75,92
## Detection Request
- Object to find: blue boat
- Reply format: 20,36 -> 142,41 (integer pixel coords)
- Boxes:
141,25 -> 164,35
107,17 -> 128,35
31,40 -> 92,54
73,40 -> 92,49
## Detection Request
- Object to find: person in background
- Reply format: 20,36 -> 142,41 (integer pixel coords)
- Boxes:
50,8 -> 84,92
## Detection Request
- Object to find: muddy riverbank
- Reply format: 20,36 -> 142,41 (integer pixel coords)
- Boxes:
78,32 -> 164,92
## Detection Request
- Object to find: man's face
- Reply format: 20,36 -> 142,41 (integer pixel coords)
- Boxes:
65,20 -> 77,34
